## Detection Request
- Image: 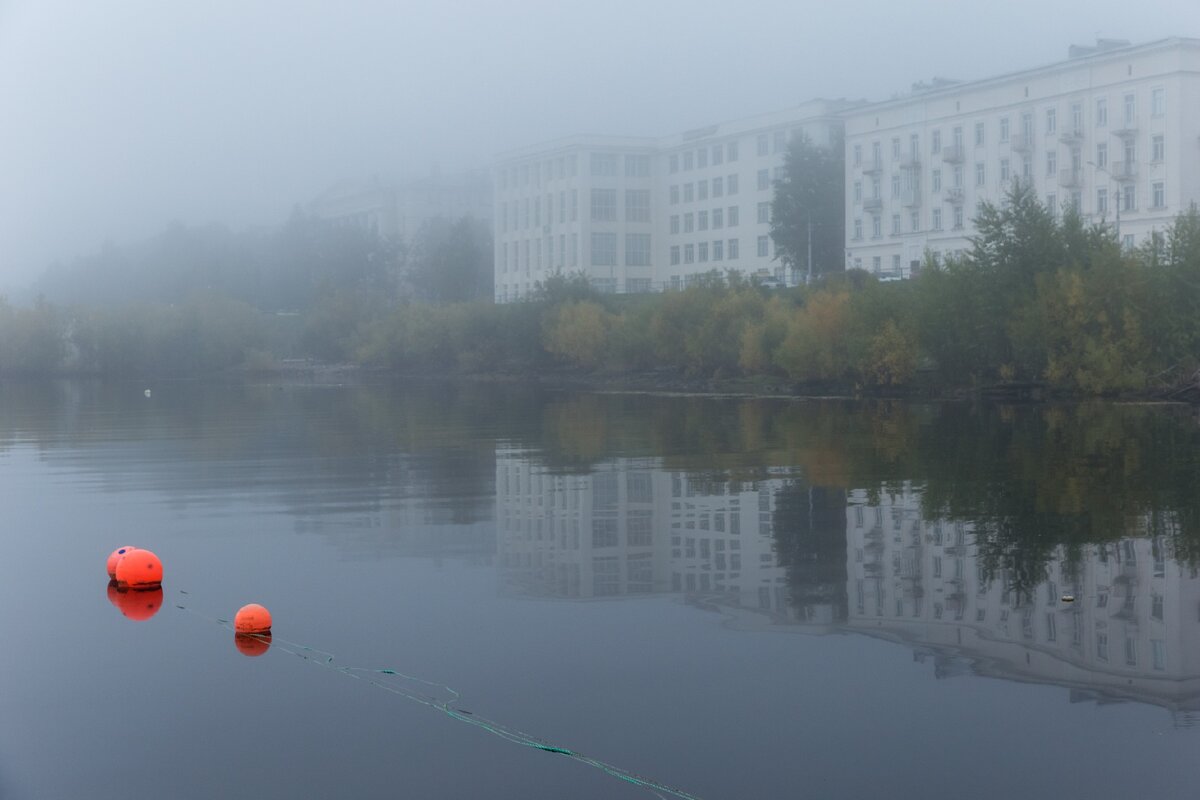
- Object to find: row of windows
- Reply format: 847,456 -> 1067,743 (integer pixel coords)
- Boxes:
589,189 -> 651,223
670,239 -> 740,265
668,168 -> 778,205
668,206 -> 744,234
853,88 -> 1167,167
668,141 -> 739,173
498,151 -> 657,191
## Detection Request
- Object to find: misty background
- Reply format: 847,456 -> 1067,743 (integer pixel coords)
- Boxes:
0,0 -> 1193,293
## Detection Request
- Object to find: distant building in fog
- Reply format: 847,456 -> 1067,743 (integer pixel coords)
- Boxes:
309,169 -> 492,244
492,100 -> 858,302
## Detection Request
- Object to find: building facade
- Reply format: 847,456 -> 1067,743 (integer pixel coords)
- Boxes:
492,101 -> 855,302
843,37 -> 1200,277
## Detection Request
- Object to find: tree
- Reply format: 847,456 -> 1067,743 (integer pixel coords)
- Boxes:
407,216 -> 493,304
770,132 -> 845,282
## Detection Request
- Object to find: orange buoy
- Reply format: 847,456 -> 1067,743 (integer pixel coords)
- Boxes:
106,546 -> 138,579
234,632 -> 272,657
234,603 -> 272,634
107,582 -> 164,621
114,548 -> 163,589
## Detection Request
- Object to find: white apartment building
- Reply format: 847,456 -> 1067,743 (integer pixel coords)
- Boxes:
844,38 -> 1200,278
492,100 -> 856,301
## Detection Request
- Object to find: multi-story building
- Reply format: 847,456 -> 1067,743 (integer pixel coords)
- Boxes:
492,100 -> 856,301
844,37 -> 1200,278
310,169 -> 492,244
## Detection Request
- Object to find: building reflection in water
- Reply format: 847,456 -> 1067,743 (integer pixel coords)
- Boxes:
496,451 -> 1200,719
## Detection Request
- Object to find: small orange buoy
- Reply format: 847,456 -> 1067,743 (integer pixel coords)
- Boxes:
234,632 -> 272,657
106,546 -> 138,579
114,548 -> 163,589
107,582 -> 164,621
234,603 -> 272,634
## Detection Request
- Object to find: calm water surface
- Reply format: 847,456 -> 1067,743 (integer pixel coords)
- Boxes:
3,380 -> 1200,799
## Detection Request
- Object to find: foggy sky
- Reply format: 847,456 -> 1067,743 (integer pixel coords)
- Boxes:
1,0 -> 1194,289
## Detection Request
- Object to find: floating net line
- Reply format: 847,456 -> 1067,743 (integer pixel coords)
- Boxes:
174,591 -> 702,800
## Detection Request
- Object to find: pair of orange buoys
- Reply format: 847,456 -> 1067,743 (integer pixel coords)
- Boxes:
105,546 -> 273,656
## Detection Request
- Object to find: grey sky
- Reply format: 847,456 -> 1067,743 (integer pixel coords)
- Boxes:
0,0 -> 1194,289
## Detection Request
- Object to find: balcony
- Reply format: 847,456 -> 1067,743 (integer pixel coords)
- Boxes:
1112,161 -> 1137,181
1059,128 -> 1085,144
862,196 -> 883,211
1112,118 -> 1139,138
1010,133 -> 1034,153
945,186 -> 965,205
941,145 -> 964,163
899,153 -> 921,169
1058,169 -> 1083,188
860,158 -> 883,174
901,187 -> 921,207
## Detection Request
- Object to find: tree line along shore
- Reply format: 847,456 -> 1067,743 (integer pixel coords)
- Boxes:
3,185 -> 1200,399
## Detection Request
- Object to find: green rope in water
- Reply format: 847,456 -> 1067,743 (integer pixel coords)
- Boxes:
175,596 -> 701,800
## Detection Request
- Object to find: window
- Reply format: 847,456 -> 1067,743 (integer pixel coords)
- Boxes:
757,169 -> 769,191
976,162 -> 985,185
1046,149 -> 1057,177
728,206 -> 739,226
872,256 -> 882,273
697,148 -> 708,169
625,233 -> 651,266
713,239 -> 723,260
931,129 -> 941,153
853,218 -> 863,239
853,181 -> 862,203
1152,87 -> 1165,117
891,214 -> 901,235
625,189 -> 650,223
953,126 -> 963,148
974,121 -> 985,146
1046,192 -> 1057,218
1097,187 -> 1108,214
1153,182 -> 1165,209
892,137 -> 901,159
684,244 -> 694,263
712,144 -> 723,165
1123,184 -> 1135,212
727,141 -> 738,161
590,153 -> 617,176
932,169 -> 941,193
683,212 -> 694,233
1071,103 -> 1083,134
953,165 -> 963,188
757,235 -> 769,257
727,174 -> 739,194
911,211 -> 919,232
559,192 -> 566,223
1000,158 -> 1010,182
1123,93 -> 1135,124
757,202 -> 770,224
1152,135 -> 1164,162
669,185 -> 679,205
697,180 -> 708,201
872,215 -> 882,238
683,150 -> 694,171
953,206 -> 964,229
712,208 -> 723,228
757,134 -> 768,156
1023,155 -> 1032,180
871,177 -> 881,198
728,238 -> 739,259
590,188 -> 616,221
625,154 -> 650,177
892,174 -> 901,198
669,154 -> 679,173
712,176 -> 724,197
932,208 -> 942,230
683,183 -> 694,203
1096,142 -> 1108,169
999,116 -> 1010,142
669,215 -> 680,234
1096,98 -> 1107,126
670,245 -> 680,265
697,241 -> 708,262
1046,107 -> 1056,134
590,232 -> 616,266
853,144 -> 862,165
892,254 -> 901,272
698,210 -> 708,231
